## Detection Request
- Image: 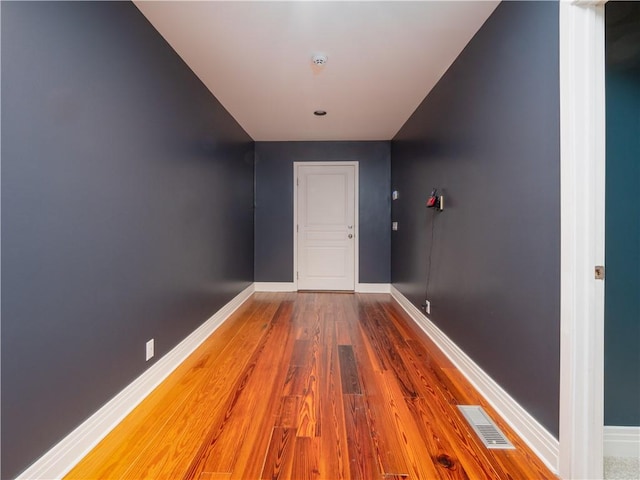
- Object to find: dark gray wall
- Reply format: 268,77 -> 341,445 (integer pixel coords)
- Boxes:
1,2 -> 254,478
391,1 -> 560,436
604,1 -> 640,427
255,142 -> 390,283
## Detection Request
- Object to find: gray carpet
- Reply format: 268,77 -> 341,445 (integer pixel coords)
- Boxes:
604,456 -> 640,480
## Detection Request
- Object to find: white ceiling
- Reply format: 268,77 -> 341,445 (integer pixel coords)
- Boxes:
134,1 -> 500,141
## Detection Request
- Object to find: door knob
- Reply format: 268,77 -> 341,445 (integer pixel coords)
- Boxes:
348,234 -> 353,239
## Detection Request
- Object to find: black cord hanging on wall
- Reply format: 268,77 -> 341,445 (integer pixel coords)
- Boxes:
423,188 -> 444,313
424,208 -> 437,312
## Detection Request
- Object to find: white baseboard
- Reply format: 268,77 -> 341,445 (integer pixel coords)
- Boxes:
390,286 -> 559,474
604,426 -> 640,458
16,284 -> 255,480
356,283 -> 390,293
254,282 -> 390,293
254,282 -> 297,292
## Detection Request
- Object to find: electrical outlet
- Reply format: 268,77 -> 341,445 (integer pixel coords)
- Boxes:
392,221 -> 398,231
146,339 -> 154,361
425,300 -> 431,314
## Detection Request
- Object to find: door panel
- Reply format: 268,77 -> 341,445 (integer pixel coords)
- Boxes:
297,165 -> 355,290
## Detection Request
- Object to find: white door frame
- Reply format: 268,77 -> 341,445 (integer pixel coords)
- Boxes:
293,161 -> 359,291
559,1 -> 606,478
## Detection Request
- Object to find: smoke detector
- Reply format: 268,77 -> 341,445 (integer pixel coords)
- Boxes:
312,54 -> 328,66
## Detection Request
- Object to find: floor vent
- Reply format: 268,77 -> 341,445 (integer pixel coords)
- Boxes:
457,405 -> 515,450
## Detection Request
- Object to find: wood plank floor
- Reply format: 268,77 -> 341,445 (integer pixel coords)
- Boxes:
66,292 -> 557,479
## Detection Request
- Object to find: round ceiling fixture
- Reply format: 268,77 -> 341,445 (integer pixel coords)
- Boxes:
314,110 -> 327,116
312,54 -> 328,66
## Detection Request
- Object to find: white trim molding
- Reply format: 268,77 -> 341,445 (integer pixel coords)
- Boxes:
390,286 -> 559,474
254,282 -> 297,292
559,1 -> 606,479
16,284 -> 255,480
254,282 -> 390,293
355,283 -> 391,293
604,426 -> 640,458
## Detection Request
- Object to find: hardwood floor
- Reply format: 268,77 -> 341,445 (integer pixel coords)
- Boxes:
66,292 -> 556,479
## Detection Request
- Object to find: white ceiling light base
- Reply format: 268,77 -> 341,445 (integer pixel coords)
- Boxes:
312,54 -> 328,66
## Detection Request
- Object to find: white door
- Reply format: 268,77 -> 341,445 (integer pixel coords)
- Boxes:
296,164 -> 356,291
